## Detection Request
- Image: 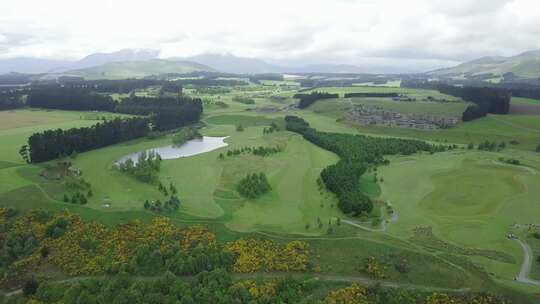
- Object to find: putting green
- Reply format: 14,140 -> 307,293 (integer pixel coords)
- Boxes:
419,160 -> 524,216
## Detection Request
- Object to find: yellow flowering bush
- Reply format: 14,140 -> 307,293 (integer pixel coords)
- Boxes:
225,238 -> 311,273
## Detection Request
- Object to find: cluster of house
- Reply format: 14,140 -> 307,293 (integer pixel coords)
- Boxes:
348,105 -> 459,130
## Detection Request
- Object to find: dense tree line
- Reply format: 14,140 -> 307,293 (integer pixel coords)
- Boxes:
147,73 -> 248,86
344,92 -> 399,98
401,80 -> 512,121
26,88 -> 117,111
285,116 -> 449,216
25,117 -> 150,163
436,84 -> 511,121
237,173 -> 272,199
0,92 -> 24,110
294,92 -> 339,109
115,96 -> 203,131
51,79 -> 170,93
115,96 -> 201,115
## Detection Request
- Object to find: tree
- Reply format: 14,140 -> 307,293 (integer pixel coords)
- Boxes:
467,142 -> 474,150
536,144 -> 540,153
237,173 -> 272,199
23,277 -> 39,295
63,194 -> 69,202
87,189 -> 93,197
19,145 -> 29,163
170,183 -> 177,194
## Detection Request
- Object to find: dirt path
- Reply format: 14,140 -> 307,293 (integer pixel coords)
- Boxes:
513,238 -> 540,285
3,272 -> 470,297
342,201 -> 399,233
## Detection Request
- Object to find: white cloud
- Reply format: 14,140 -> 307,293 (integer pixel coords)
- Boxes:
0,0 -> 539,69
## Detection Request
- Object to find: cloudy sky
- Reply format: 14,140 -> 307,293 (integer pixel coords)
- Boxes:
1,0 -> 539,70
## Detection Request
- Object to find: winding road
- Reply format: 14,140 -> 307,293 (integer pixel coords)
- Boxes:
513,238 -> 540,285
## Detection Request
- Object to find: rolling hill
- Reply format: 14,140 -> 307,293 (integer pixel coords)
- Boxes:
429,50 -> 540,79
65,59 -> 215,79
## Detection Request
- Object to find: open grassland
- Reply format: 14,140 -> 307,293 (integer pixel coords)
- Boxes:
378,150 -> 540,287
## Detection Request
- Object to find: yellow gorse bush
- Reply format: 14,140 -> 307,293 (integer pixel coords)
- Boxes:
224,238 -> 311,273
324,283 -> 369,304
3,211 -> 218,278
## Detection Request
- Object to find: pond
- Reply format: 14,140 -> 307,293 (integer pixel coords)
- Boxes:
116,136 -> 228,165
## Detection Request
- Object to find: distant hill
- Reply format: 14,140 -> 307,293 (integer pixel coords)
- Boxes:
179,53 -> 282,74
429,50 -> 540,79
68,48 -> 160,70
178,54 -> 383,74
65,59 -> 215,80
0,58 -> 72,74
0,49 -> 161,75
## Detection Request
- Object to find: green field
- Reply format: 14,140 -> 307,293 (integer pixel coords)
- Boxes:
2,84 -> 540,300
512,97 -> 540,105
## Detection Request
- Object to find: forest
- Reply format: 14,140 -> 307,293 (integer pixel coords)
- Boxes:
39,79 -> 170,93
436,84 -> 511,121
0,92 -> 24,110
293,92 -> 339,109
115,96 -> 201,115
24,117 -> 150,163
26,88 -> 117,111
285,116 -> 450,216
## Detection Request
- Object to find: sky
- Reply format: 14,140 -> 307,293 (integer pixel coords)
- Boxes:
1,0 -> 539,71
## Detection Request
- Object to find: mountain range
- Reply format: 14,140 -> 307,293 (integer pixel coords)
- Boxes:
429,50 -> 540,79
1,48 -> 539,79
